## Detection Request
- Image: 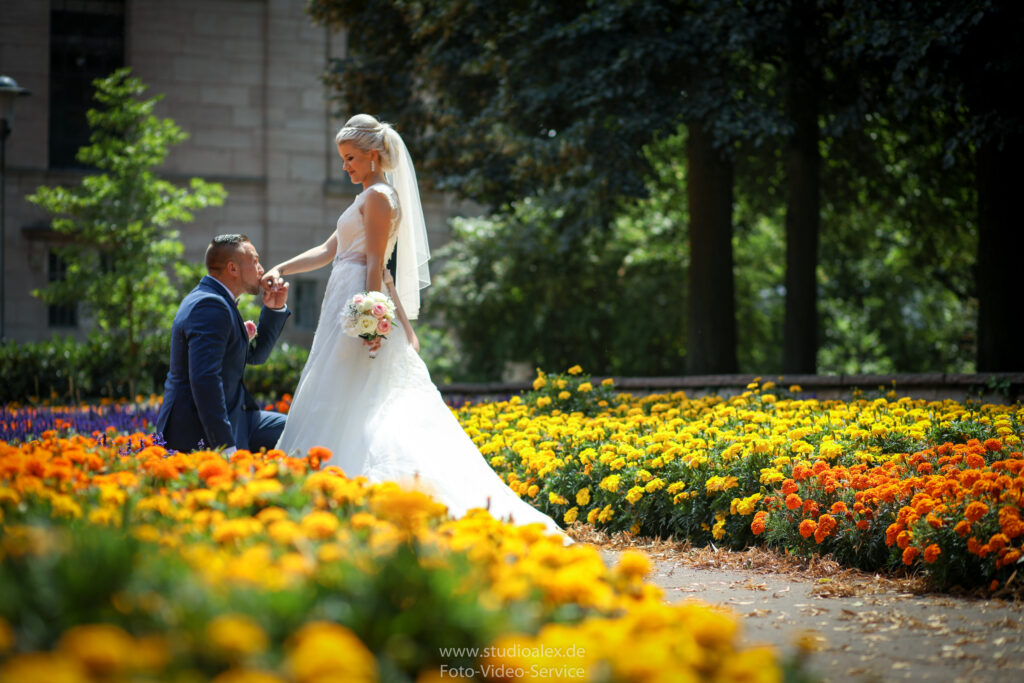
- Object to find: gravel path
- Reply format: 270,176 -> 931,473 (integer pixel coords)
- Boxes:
602,548 -> 1024,682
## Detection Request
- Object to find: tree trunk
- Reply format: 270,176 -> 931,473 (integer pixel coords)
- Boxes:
782,7 -> 821,374
975,133 -> 1024,371
686,121 -> 738,374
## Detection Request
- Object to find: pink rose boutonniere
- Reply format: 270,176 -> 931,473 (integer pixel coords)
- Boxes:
244,320 -> 257,341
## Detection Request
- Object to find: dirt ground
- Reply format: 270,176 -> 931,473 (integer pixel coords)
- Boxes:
586,531 -> 1024,682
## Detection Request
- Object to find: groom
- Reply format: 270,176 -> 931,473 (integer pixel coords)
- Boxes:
156,234 -> 290,454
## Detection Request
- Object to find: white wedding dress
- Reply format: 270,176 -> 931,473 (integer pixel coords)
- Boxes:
276,184 -> 568,539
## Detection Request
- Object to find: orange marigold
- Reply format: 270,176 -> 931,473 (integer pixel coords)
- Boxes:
1000,550 -> 1021,567
856,519 -> 870,531
799,519 -> 817,539
926,514 -> 944,529
792,464 -> 812,481
785,493 -> 802,511
885,523 -> 901,546
896,530 -> 913,550
923,544 -> 942,563
984,438 -> 1003,452
988,533 -> 1010,553
751,511 -> 769,535
902,546 -> 921,565
953,520 -> 971,538
830,501 -> 849,516
964,500 -> 990,523
781,479 -> 799,496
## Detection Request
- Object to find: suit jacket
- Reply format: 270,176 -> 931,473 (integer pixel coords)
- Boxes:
155,276 -> 290,451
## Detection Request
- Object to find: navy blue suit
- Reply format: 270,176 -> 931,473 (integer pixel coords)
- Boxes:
155,276 -> 290,452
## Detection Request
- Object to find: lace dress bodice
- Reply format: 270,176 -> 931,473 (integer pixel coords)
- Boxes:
334,183 -> 400,264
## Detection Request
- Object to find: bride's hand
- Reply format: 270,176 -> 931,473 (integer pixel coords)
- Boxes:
364,337 -> 383,353
260,267 -> 282,293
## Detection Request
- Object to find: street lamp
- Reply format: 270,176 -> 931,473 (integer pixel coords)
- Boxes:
0,75 -> 31,340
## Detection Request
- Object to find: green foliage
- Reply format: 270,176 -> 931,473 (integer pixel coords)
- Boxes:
0,335 -> 306,404
427,198 -> 687,379
524,366 -> 616,418
27,68 -> 225,391
242,343 -> 310,400
0,335 -> 168,403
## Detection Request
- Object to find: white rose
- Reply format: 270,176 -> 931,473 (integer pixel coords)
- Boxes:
357,314 -> 378,335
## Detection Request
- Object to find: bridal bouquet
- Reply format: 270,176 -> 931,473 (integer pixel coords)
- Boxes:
342,290 -> 396,357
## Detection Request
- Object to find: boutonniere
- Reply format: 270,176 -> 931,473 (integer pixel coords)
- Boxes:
244,320 -> 257,342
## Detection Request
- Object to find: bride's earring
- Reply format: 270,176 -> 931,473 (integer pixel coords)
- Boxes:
371,159 -> 376,172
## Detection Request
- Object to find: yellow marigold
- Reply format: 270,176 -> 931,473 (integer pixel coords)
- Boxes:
705,475 -> 739,493
616,550 -> 651,579
0,617 -> 12,653
532,376 -> 547,390
597,505 -> 615,523
577,382 -> 593,393
599,474 -> 622,493
0,652 -> 88,683
301,511 -> 341,540
213,669 -> 287,683
626,486 -> 645,504
587,508 -> 600,524
286,621 -> 377,683
526,484 -> 540,498
576,487 -> 591,506
712,517 -> 727,540
563,507 -> 579,525
59,623 -> 136,676
536,396 -> 552,408
548,492 -> 569,505
601,377 -> 614,386
557,391 -> 571,400
207,614 -> 269,658
644,478 -> 666,493
567,365 -> 583,375
0,487 -> 20,506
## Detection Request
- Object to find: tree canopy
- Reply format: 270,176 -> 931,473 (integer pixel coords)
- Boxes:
309,0 -> 1022,376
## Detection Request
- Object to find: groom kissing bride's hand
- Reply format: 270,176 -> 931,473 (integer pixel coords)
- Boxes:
260,270 -> 289,309
156,234 -> 292,457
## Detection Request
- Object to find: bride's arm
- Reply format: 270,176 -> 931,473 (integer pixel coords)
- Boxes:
262,232 -> 338,287
362,190 -> 392,294
383,270 -> 419,353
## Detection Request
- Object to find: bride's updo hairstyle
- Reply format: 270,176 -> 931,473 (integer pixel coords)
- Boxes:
335,114 -> 399,171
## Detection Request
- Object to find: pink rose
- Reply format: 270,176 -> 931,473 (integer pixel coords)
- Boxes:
371,302 -> 387,318
351,294 -> 366,306
376,318 -> 392,335
244,320 -> 257,341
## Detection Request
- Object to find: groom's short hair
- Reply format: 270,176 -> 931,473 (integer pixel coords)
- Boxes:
206,234 -> 251,273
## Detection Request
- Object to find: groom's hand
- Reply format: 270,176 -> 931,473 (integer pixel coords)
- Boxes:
262,280 -> 289,310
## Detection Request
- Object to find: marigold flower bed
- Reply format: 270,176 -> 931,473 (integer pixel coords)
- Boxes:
471,369 -> 1024,591
0,428 -> 788,682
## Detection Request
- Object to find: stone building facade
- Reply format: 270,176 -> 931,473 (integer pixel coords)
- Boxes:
1,0 -> 468,346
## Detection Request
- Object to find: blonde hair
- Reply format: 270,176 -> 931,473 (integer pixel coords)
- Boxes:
335,114 -> 397,171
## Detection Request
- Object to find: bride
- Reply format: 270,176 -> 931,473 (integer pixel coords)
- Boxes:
261,114 -> 567,539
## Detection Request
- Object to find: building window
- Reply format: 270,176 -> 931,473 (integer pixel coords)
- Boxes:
47,251 -> 78,328
49,0 -> 126,168
292,279 -> 319,330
